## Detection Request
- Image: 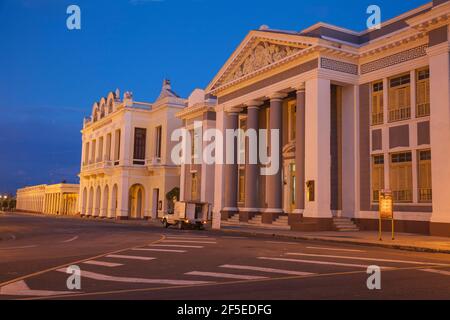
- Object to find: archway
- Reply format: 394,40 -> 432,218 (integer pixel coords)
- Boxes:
82,188 -> 87,215
111,184 -> 118,218
102,185 -> 109,217
95,186 -> 101,216
129,184 -> 145,219
88,187 -> 94,216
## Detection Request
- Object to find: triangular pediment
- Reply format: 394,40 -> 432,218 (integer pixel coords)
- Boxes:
207,31 -> 315,93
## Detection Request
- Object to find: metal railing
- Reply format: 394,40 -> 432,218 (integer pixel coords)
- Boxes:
417,103 -> 430,117
389,107 -> 411,122
419,188 -> 432,202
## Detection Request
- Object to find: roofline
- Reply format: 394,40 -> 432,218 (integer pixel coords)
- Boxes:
300,2 -> 432,36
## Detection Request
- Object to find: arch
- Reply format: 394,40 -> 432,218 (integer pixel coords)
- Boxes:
110,184 -> 118,218
128,184 -> 145,219
91,102 -> 99,122
102,185 -> 109,217
99,98 -> 106,119
88,187 -> 94,216
95,186 -> 101,216
107,92 -> 115,114
82,187 -> 87,215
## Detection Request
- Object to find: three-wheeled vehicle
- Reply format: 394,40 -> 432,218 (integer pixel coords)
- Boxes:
161,201 -> 211,230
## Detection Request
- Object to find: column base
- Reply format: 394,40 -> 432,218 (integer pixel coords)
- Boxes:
290,217 -> 333,232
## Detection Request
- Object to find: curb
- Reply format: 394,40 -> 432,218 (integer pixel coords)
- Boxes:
214,228 -> 450,255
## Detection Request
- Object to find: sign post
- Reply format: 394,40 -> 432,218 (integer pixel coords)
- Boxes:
378,190 -> 394,241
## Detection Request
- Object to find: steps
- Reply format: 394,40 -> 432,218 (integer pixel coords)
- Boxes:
333,217 -> 360,232
222,214 -> 290,230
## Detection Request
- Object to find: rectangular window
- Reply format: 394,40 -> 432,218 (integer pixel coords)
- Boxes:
238,168 -> 245,203
238,118 -> 247,165
288,101 -> 296,141
371,81 -> 384,125
372,155 -> 385,202
389,74 -> 411,122
114,129 -> 121,165
416,68 -> 430,117
84,142 -> 90,165
155,126 -> 162,159
191,173 -> 198,201
418,150 -> 432,203
91,140 -> 96,164
390,152 -> 413,203
133,128 -> 147,165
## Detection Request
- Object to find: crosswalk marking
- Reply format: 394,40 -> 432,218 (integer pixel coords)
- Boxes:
83,260 -> 123,267
149,244 -> 204,249
306,246 -> 365,253
165,236 -> 213,240
420,268 -> 450,276
106,254 -> 155,261
56,269 -> 213,285
285,253 -> 449,266
162,240 -> 217,244
258,257 -> 391,269
132,248 -> 186,253
220,264 -> 315,276
0,280 -> 73,297
265,241 -> 299,245
185,271 -> 267,280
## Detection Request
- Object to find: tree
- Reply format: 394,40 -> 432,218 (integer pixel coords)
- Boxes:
166,187 -> 180,214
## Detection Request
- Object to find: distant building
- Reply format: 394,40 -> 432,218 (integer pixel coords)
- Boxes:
79,81 -> 185,219
16,183 -> 79,215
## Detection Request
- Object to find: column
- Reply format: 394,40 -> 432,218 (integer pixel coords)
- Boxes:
265,93 -> 285,221
303,77 -> 333,221
116,177 -> 130,219
427,39 -> 450,236
223,110 -> 240,218
243,100 -> 262,221
120,113 -> 132,166
294,86 -> 306,214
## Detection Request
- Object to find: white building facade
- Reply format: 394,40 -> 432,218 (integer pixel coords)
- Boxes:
206,0 -> 450,236
79,81 -> 185,220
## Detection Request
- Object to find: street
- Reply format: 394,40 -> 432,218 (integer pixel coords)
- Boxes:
0,213 -> 449,300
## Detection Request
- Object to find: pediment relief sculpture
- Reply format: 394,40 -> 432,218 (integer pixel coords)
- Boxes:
222,41 -> 303,85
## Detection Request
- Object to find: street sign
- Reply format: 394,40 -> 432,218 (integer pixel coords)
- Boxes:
379,190 -> 394,241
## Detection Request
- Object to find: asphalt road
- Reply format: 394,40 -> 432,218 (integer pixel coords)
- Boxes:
0,213 -> 449,300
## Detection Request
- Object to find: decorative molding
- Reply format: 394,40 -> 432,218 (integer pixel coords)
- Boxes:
320,57 -> 358,75
361,45 -> 428,74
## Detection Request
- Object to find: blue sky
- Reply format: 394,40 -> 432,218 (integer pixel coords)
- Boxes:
0,0 -> 428,194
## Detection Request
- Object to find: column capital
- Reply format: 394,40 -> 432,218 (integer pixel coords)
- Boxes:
224,106 -> 243,114
295,83 -> 306,93
244,100 -> 264,109
268,92 -> 288,101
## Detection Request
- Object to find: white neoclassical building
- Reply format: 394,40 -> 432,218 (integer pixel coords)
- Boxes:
202,0 -> 450,236
16,183 -> 79,215
79,81 -> 185,220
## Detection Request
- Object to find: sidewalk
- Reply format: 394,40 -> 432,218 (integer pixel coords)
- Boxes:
216,225 -> 450,254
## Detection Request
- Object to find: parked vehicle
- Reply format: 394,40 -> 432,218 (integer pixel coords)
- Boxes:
161,201 -> 211,230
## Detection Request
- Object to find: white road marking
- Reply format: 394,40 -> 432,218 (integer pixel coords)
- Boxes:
61,236 -> 79,243
0,280 -> 73,297
149,244 -> 204,249
220,264 -> 315,276
106,254 -> 155,261
285,253 -> 449,266
0,245 -> 37,250
420,268 -> 450,276
165,237 -> 216,241
83,260 -> 123,267
258,257 -> 392,269
56,269 -> 213,286
265,241 -> 299,245
306,246 -> 365,253
162,240 -> 217,244
185,271 -> 267,280
132,248 -> 186,253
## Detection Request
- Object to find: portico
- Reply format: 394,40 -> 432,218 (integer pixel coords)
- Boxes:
208,31 -> 360,230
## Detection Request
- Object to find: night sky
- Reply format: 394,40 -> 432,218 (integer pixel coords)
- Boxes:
0,0 -> 428,194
